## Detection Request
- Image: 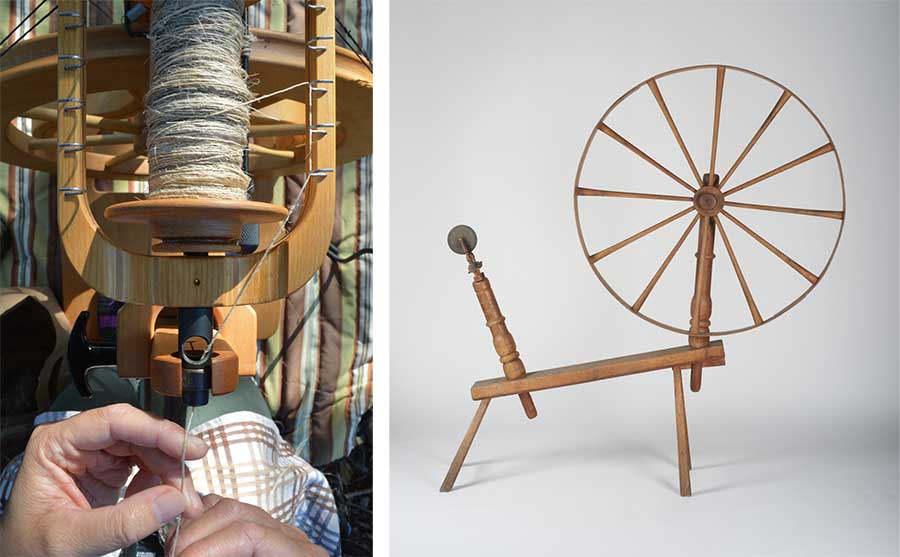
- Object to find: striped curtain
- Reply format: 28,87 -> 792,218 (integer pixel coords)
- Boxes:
0,0 -> 373,466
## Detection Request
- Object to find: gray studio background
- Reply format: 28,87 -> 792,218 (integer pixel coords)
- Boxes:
389,1 -> 898,555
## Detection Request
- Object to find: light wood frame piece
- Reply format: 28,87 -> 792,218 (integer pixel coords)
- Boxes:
52,0 -> 339,309
441,341 -> 724,496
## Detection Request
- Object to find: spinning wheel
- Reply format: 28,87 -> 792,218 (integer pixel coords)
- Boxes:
0,0 -> 366,414
575,64 -> 844,337
441,64 -> 845,497
576,64 -> 844,391
0,26 -> 372,181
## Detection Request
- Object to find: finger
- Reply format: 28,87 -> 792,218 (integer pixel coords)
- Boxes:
58,404 -> 208,460
160,470 -> 203,518
176,520 -> 325,557
125,468 -> 161,498
78,450 -> 133,488
200,493 -> 223,510
176,497 -> 277,551
124,451 -> 204,514
61,484 -> 190,556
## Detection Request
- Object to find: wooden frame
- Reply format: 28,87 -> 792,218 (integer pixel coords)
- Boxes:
51,1 -> 340,308
441,344 -> 722,496
40,0 -> 347,401
441,235 -> 724,496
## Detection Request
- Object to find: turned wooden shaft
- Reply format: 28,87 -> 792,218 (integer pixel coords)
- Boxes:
688,175 -> 718,392
472,273 -> 537,419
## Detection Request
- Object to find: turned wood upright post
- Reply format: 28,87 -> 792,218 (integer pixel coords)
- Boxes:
448,224 -> 537,420
689,173 -> 719,392
466,250 -> 537,419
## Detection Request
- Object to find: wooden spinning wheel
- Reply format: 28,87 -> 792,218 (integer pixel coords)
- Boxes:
575,64 -> 844,335
441,64 -> 844,497
575,64 -> 844,390
0,0 -> 366,410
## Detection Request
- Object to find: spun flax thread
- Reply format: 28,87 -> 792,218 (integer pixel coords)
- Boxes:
169,405 -> 194,557
146,0 -> 251,201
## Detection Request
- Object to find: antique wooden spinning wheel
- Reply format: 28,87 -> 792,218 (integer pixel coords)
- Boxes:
574,64 -> 845,391
441,64 -> 844,497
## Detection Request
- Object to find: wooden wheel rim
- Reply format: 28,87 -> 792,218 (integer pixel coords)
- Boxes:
573,64 -> 846,337
0,25 -> 372,180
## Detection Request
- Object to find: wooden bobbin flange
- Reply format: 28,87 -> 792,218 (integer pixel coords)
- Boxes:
105,198 -> 288,253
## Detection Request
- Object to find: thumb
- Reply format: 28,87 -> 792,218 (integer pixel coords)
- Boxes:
64,485 -> 188,555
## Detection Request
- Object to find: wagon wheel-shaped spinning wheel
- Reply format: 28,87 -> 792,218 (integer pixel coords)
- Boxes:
574,65 -> 845,391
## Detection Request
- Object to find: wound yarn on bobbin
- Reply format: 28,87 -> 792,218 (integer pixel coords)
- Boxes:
145,0 -> 252,201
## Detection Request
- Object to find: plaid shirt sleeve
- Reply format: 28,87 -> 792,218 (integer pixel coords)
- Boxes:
0,410 -> 342,557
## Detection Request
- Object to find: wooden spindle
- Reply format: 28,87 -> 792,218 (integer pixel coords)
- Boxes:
688,174 -> 719,391
466,250 -> 537,419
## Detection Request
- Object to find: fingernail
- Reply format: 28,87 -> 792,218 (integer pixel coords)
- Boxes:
188,435 -> 208,453
152,489 -> 186,524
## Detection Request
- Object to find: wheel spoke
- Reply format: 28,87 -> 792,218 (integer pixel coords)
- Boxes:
29,133 -> 133,150
104,148 -> 142,170
720,209 -> 818,284
589,206 -> 694,263
23,107 -> 139,134
249,123 -> 310,138
719,90 -> 791,188
724,200 -> 843,220
597,123 -> 697,193
632,214 -> 700,312
708,67 -> 726,182
714,216 -> 763,325
647,79 -> 703,187
723,143 -> 834,197
576,188 -> 692,202
248,143 -> 296,161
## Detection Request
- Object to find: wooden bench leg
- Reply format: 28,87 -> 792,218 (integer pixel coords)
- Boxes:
440,399 -> 491,492
673,366 -> 692,496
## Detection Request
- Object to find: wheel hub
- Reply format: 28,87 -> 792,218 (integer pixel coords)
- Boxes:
693,175 -> 723,217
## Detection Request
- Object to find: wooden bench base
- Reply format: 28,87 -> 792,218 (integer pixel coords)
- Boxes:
441,342 -> 725,496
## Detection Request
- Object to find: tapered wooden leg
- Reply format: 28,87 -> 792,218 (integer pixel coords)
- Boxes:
673,367 -> 692,496
685,414 -> 692,471
518,393 -> 537,419
440,399 -> 491,492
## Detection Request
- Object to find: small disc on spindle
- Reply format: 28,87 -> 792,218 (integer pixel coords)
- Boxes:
447,224 -> 477,254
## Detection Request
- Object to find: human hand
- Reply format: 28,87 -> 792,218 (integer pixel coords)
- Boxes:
0,403 -> 208,557
167,494 -> 328,557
